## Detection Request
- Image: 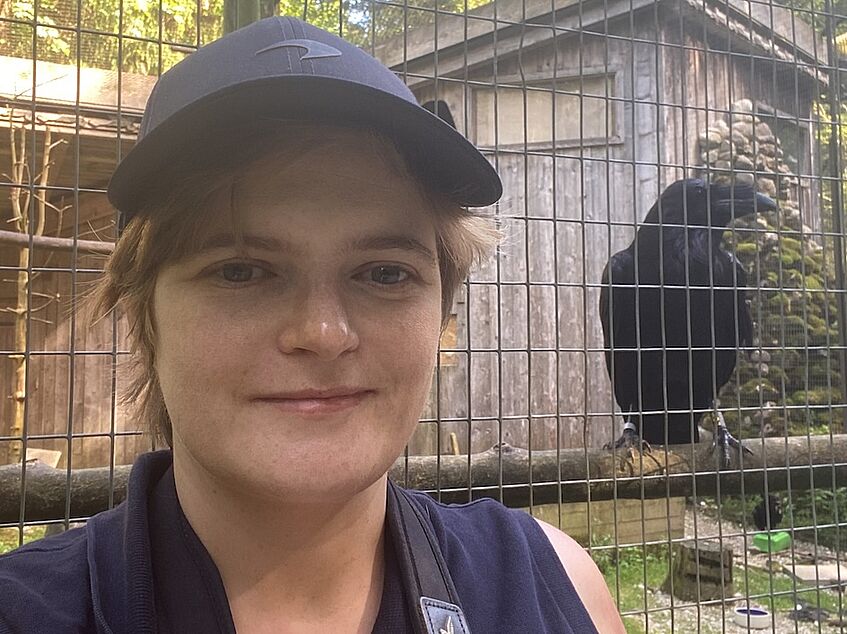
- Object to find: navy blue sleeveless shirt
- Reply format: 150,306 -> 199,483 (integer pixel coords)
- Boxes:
0,451 -> 597,633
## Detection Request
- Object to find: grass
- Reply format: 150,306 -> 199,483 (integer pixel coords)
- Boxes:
0,525 -> 48,555
734,562 -> 844,614
596,544 -> 845,634
597,545 -> 670,634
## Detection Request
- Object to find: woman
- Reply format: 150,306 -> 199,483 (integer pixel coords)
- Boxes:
0,16 -> 624,634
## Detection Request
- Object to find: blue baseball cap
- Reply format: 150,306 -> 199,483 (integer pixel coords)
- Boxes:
107,16 -> 503,221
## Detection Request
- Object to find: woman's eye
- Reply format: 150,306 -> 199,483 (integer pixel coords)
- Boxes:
217,263 -> 265,284
369,265 -> 409,285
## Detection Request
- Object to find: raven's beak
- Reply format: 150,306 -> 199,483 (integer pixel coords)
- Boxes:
749,191 -> 778,215
710,183 -> 778,218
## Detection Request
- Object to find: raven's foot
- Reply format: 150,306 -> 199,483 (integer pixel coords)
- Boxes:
603,428 -> 652,461
708,417 -> 753,468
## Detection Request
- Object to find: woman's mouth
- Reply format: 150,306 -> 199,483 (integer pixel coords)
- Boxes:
252,389 -> 373,415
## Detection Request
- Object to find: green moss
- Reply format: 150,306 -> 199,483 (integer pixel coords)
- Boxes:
735,243 -> 760,256
804,256 -> 822,271
739,378 -> 780,401
790,388 -> 841,405
780,237 -> 803,252
779,250 -> 801,266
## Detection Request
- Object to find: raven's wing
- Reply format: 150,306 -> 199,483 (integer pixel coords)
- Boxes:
599,261 -> 612,351
600,248 -> 636,413
599,254 -> 630,358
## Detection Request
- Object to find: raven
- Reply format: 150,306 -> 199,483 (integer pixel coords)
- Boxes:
422,100 -> 457,129
752,494 -> 783,532
600,178 -> 776,464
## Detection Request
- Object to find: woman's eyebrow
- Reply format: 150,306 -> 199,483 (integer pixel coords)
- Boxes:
194,232 -> 436,263
196,233 -> 287,253
350,235 -> 437,263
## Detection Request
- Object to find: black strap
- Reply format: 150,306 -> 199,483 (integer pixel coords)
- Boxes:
386,481 -> 471,634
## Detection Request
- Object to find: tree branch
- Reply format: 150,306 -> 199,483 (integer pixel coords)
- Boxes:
0,229 -> 113,255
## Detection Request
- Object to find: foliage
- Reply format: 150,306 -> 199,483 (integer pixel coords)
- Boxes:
0,525 -> 46,555
1,0 -> 224,73
776,0 -> 847,37
714,490 -> 847,551
789,487 -> 847,550
0,0 -> 491,73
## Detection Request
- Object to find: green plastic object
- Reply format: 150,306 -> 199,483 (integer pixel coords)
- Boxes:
753,531 -> 791,553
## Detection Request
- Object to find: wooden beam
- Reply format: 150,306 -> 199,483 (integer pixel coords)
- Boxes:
2,435 -> 846,522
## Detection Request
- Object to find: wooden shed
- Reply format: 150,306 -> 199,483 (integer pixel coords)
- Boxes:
375,0 -> 829,455
0,56 -> 151,467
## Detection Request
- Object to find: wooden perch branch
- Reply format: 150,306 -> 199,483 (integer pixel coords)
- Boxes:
389,435 -> 847,507
2,435 -> 847,522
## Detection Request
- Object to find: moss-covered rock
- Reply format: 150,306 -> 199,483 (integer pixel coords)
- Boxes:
698,99 -> 842,436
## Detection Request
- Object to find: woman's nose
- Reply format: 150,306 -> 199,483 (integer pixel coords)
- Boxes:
275,287 -> 359,359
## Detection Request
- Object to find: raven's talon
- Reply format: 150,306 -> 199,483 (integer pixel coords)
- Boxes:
709,424 -> 751,468
603,428 -> 652,454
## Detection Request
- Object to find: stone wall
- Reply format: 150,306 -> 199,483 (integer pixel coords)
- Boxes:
696,99 -> 841,435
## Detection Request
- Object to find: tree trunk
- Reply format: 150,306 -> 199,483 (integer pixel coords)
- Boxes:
224,0 -> 261,34
9,246 -> 29,463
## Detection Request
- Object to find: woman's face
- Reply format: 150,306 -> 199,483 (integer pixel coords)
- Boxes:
152,131 -> 443,503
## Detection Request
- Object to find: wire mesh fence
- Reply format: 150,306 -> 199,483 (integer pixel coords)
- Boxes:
2,0 -> 847,631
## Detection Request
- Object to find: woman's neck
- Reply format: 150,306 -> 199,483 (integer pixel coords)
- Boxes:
172,448 -> 388,634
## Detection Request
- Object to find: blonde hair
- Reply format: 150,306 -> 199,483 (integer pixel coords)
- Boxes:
91,122 -> 500,446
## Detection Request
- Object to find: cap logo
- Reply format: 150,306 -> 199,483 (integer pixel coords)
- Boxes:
255,39 -> 342,60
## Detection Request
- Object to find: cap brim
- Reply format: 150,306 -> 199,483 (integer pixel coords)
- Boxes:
108,76 -> 503,215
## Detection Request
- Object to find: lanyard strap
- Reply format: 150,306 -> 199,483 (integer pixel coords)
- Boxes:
386,481 -> 471,634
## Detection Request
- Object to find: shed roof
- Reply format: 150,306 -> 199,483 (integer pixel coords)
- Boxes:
0,57 -> 149,225
373,0 -> 828,87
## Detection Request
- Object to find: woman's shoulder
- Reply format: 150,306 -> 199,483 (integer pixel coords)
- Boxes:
406,492 -> 549,557
534,519 -> 627,634
0,526 -> 95,632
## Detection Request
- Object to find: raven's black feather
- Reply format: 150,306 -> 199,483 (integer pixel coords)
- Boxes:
600,179 -> 775,444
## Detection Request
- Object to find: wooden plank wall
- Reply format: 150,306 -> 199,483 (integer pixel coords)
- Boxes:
532,497 -> 686,546
0,193 -> 149,468
411,27 -> 663,455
